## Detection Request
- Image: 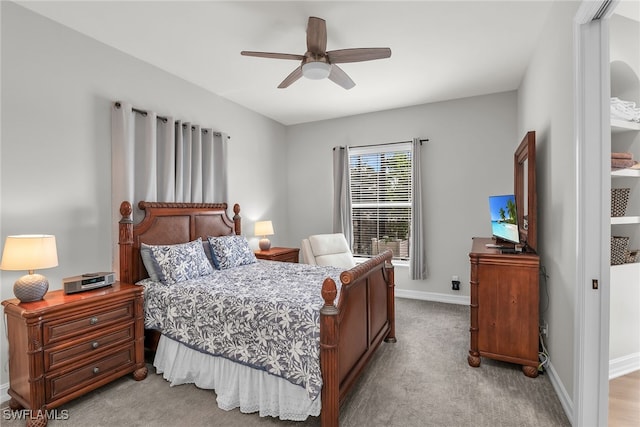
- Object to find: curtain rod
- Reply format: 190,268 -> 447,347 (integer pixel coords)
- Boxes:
332,139 -> 429,150
114,102 -> 230,139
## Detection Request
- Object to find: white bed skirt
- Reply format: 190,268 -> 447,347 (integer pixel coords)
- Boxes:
153,335 -> 321,421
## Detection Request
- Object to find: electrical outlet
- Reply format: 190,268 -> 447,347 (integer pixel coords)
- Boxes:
451,275 -> 460,291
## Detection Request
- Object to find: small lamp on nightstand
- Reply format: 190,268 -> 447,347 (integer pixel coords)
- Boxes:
0,234 -> 58,302
254,221 -> 274,251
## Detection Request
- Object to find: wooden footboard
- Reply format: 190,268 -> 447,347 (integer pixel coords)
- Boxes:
320,251 -> 396,427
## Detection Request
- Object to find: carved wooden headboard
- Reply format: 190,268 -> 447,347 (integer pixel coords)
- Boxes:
118,201 -> 241,284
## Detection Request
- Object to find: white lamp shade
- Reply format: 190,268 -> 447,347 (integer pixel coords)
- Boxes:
254,221 -> 274,237
0,235 -> 58,271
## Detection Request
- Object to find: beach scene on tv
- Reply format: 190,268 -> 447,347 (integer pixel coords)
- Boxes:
489,194 -> 519,244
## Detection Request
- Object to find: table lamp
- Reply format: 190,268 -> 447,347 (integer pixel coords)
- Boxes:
0,234 -> 58,302
254,221 -> 274,251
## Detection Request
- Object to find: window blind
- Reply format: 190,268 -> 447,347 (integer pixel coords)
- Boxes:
348,143 -> 412,260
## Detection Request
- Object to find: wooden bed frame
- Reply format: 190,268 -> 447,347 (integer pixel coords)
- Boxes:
118,201 -> 396,427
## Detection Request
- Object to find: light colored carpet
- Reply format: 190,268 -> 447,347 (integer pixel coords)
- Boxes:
1,298 -> 570,426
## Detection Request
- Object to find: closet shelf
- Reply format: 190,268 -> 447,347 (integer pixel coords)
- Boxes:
611,119 -> 640,133
611,168 -> 640,178
611,216 -> 640,225
610,262 -> 640,273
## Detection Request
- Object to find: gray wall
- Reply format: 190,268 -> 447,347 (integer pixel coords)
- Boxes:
285,92 -> 518,298
0,2 -> 288,387
517,0 -> 581,405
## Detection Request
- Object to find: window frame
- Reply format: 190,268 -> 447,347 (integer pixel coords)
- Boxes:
348,142 -> 413,261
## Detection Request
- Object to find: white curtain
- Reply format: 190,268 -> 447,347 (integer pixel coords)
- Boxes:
111,101 -> 228,272
410,138 -> 427,279
332,146 -> 353,248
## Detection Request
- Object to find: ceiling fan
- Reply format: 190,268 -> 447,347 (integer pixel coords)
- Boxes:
241,16 -> 391,90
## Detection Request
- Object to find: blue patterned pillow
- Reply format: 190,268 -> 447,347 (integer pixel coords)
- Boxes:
207,235 -> 257,270
141,238 -> 214,285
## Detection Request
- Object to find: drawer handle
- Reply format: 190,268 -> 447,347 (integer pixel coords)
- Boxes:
91,341 -> 99,349
93,367 -> 100,374
90,317 -> 98,325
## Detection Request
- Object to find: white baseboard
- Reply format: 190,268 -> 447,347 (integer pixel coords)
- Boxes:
1,382 -> 9,406
546,361 -> 574,425
609,352 -> 640,379
395,288 -> 470,306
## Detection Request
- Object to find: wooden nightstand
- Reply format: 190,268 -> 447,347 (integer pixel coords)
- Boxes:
254,247 -> 300,263
2,282 -> 147,426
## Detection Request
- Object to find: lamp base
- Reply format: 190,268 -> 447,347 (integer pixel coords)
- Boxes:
14,273 -> 49,302
259,238 -> 271,251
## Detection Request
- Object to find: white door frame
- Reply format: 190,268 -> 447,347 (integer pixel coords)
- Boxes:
573,1 -> 616,425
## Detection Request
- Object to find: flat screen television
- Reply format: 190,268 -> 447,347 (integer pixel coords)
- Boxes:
488,194 -> 520,245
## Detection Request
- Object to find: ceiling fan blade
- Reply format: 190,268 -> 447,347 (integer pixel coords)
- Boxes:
327,48 -> 392,64
306,17 -> 327,54
328,65 -> 355,90
278,66 -> 303,88
241,51 -> 305,61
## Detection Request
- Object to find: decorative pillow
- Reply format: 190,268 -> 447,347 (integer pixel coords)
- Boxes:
207,235 -> 257,270
141,238 -> 214,285
140,244 -> 161,282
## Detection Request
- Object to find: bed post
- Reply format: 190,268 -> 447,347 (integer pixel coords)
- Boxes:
384,262 -> 397,343
233,203 -> 241,235
119,201 -> 134,284
320,278 -> 339,427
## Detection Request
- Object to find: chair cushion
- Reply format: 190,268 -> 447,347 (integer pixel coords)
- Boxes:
314,253 -> 356,269
308,234 -> 356,269
308,233 -> 350,255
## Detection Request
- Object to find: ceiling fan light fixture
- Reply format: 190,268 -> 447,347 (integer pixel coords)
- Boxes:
302,61 -> 331,80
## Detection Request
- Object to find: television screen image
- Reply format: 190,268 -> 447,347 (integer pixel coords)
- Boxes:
488,194 -> 519,244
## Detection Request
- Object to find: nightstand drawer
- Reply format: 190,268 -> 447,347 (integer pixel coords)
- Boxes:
270,252 -> 299,262
255,247 -> 299,263
43,301 -> 134,345
46,343 -> 136,402
45,323 -> 135,372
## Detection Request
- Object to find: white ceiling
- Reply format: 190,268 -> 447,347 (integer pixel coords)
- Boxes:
15,1 -> 640,126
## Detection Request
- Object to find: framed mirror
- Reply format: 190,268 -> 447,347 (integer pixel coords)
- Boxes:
514,131 -> 537,253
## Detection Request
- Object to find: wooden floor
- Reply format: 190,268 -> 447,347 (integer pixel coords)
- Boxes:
609,370 -> 640,426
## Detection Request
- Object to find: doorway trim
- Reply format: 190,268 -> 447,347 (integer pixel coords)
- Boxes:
573,1 -> 616,425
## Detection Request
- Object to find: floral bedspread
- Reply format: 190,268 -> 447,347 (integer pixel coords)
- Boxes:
139,260 -> 344,400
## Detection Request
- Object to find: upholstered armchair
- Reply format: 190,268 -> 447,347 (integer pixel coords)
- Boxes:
301,233 -> 356,269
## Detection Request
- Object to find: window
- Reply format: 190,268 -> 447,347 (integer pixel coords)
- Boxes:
348,143 -> 412,260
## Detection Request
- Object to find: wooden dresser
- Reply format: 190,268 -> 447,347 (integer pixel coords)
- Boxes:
468,237 -> 540,377
2,282 -> 147,426
254,247 -> 300,263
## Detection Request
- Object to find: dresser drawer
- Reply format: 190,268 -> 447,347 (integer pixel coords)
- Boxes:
43,301 -> 134,345
44,323 -> 135,372
45,343 -> 135,402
